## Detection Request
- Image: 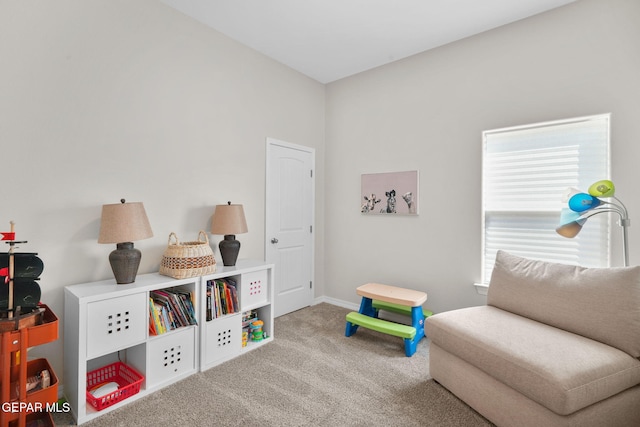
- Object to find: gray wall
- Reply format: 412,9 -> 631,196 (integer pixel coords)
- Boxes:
325,0 -> 640,312
0,0 -> 325,379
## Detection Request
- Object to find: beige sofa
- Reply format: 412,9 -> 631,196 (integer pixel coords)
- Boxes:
426,251 -> 640,427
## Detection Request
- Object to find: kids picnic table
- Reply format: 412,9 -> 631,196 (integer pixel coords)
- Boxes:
345,283 -> 432,357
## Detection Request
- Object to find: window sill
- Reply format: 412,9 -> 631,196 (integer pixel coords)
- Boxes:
474,282 -> 489,296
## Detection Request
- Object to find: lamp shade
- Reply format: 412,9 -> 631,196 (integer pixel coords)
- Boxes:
98,200 -> 153,243
211,203 -> 248,235
568,193 -> 601,212
588,180 -> 615,198
561,187 -> 581,203
556,219 -> 586,238
556,208 -> 590,238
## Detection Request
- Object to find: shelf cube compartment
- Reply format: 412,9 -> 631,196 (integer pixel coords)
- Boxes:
243,305 -> 273,349
86,362 -> 144,411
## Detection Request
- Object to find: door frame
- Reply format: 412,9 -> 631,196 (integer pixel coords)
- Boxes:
265,137 -> 316,315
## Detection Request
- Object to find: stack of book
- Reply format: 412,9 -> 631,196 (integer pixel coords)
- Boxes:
206,278 -> 239,321
149,287 -> 197,336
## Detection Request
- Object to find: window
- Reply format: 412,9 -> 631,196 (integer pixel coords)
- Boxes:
481,114 -> 611,285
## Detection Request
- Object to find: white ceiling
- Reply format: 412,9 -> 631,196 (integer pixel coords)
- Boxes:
160,0 -> 576,83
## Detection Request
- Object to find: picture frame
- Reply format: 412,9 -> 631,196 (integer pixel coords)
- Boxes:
360,170 -> 418,215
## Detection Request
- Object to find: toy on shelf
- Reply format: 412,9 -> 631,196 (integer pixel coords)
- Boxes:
0,221 -> 45,332
241,310 -> 268,343
250,320 -> 264,342
0,221 -> 58,427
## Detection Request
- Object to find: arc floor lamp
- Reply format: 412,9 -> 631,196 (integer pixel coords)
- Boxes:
556,180 -> 630,267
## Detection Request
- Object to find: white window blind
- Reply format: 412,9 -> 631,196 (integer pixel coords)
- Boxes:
481,114 -> 610,284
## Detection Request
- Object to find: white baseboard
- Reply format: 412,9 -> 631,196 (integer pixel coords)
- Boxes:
313,296 -> 359,311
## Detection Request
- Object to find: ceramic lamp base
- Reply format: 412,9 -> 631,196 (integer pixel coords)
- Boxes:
109,242 -> 141,284
219,235 -> 240,266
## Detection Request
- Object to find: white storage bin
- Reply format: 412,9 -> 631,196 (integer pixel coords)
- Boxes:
241,270 -> 269,308
204,314 -> 241,365
146,327 -> 196,388
86,293 -> 147,359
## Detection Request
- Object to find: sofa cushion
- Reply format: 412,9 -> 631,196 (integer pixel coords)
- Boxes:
425,306 -> 640,415
487,250 -> 640,356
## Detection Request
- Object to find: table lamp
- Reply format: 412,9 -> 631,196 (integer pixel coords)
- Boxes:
211,202 -> 248,266
98,199 -> 153,284
556,180 -> 630,266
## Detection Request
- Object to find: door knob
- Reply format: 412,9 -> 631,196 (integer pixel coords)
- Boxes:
271,238 -> 279,244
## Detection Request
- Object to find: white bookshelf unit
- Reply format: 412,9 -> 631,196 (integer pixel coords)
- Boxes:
200,261 -> 274,371
64,260 -> 274,425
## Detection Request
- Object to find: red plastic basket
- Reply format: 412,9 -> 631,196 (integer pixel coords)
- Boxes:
86,362 -> 144,411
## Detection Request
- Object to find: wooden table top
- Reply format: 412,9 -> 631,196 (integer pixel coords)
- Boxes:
356,283 -> 427,307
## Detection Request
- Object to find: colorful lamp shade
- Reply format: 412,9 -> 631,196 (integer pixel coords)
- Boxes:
211,202 -> 248,267
98,199 -> 153,284
568,193 -> 601,212
556,180 -> 630,266
556,209 -> 588,238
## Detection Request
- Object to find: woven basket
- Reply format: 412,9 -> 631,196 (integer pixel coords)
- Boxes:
159,231 -> 216,279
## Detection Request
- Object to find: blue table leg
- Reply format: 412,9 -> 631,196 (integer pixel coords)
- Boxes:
403,306 -> 425,357
359,296 -> 376,317
411,306 -> 425,341
345,296 -> 376,337
345,320 -> 358,336
404,338 -> 417,357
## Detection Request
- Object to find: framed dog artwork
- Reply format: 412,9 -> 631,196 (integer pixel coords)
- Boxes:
361,170 -> 418,215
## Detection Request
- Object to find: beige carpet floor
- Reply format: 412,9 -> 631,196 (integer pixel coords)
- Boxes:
53,303 -> 493,426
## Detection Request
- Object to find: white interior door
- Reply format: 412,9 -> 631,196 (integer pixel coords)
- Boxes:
265,138 -> 314,317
